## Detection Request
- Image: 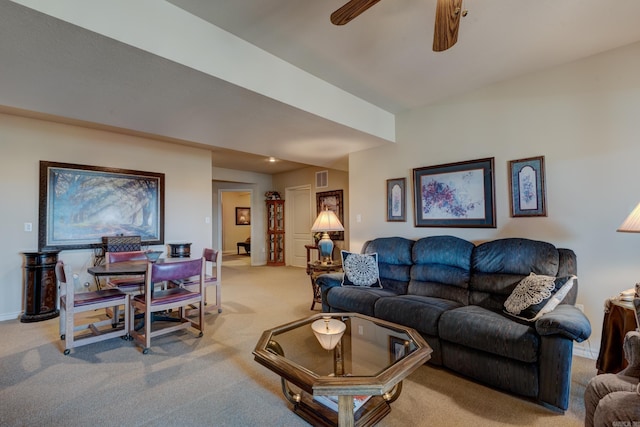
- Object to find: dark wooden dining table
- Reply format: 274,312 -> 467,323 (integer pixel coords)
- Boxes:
87,260 -> 149,279
88,258 -> 190,327
87,258 -> 191,280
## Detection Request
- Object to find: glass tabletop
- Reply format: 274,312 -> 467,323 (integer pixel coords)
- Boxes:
266,314 -> 419,378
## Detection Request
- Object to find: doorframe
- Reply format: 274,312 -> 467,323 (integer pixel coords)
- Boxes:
217,188 -> 253,265
285,184 -> 312,266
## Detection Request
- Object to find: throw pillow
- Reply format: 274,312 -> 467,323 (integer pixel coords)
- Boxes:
341,251 -> 382,288
504,273 -> 576,322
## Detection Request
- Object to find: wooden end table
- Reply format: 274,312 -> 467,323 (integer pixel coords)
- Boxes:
596,296 -> 638,374
307,261 -> 342,310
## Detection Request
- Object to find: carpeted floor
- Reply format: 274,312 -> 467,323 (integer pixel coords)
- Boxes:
0,264 -> 594,426
222,252 -> 251,267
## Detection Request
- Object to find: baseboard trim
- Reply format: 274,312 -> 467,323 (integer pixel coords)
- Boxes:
0,311 -> 22,322
574,341 -> 598,360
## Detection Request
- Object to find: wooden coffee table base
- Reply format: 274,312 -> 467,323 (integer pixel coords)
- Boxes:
293,391 -> 390,427
253,314 -> 431,427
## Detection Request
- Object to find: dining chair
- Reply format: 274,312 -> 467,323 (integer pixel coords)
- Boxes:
170,248 -> 222,315
56,260 -> 129,355
129,257 -> 205,354
104,250 -> 148,294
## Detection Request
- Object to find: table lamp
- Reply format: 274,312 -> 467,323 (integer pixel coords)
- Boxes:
311,209 -> 344,265
311,316 -> 346,350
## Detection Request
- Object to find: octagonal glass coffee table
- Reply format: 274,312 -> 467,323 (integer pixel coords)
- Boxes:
253,313 -> 432,427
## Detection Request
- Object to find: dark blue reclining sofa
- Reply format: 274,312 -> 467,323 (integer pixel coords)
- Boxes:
317,236 -> 591,412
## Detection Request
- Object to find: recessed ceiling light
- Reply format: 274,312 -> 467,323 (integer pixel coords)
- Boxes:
268,157 -> 277,163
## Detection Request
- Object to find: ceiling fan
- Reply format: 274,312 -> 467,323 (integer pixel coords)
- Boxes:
330,0 -> 467,52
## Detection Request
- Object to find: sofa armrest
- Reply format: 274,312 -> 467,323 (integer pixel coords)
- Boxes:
316,273 -> 344,312
535,304 -> 592,342
619,331 -> 640,378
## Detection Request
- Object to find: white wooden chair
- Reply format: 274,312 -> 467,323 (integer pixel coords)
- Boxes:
57,260 -> 129,355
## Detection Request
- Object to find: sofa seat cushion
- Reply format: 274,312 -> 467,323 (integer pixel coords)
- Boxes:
439,305 -> 540,363
326,287 -> 398,316
374,295 -> 463,336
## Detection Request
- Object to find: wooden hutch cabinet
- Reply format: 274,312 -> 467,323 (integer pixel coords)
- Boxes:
266,199 -> 285,266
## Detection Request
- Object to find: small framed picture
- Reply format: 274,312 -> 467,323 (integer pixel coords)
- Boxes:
235,207 -> 251,225
389,336 -> 410,363
386,178 -> 406,222
508,156 -> 547,217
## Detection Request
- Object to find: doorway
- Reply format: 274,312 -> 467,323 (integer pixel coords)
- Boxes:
220,190 -> 252,267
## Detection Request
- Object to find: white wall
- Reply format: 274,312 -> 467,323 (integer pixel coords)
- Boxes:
0,113 -> 213,320
348,41 -> 640,358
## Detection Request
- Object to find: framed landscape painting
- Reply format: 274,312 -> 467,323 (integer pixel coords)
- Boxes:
39,161 -> 164,250
386,178 -> 406,222
508,156 -> 547,217
412,158 -> 496,228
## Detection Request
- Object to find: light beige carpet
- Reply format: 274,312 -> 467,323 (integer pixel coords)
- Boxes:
0,264 -> 594,426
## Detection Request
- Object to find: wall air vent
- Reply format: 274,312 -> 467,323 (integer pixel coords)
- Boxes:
316,170 -> 328,188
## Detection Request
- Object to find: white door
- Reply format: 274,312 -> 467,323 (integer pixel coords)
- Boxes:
286,186 -> 312,268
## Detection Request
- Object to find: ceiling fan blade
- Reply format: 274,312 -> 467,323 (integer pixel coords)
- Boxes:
331,0 -> 382,25
433,0 -> 463,52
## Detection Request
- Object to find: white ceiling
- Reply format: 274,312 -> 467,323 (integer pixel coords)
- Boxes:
3,0 -> 640,174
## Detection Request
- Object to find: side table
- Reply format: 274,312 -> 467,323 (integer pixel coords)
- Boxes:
20,250 -> 60,322
307,261 -> 342,310
596,297 -> 638,374
168,242 -> 192,258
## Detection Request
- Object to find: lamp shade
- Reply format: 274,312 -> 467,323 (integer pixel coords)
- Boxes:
618,203 -> 640,232
311,317 -> 346,350
311,209 -> 344,232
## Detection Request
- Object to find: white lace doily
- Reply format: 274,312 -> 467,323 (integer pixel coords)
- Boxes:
504,272 -> 556,315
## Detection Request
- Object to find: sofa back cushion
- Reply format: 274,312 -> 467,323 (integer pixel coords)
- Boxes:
470,238 -> 561,311
408,235 -> 474,305
362,237 -> 414,294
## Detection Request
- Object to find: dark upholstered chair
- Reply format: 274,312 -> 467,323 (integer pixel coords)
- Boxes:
104,250 -> 148,294
585,298 -> 640,426
56,260 -> 129,355
170,248 -> 221,315
129,258 -> 205,354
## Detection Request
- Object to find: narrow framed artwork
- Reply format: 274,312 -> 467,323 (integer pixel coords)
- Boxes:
386,178 -> 406,222
39,161 -> 164,251
412,158 -> 496,228
235,207 -> 251,225
508,156 -> 547,217
316,189 -> 344,240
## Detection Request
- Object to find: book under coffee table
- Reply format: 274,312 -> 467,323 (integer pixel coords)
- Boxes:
253,313 -> 432,427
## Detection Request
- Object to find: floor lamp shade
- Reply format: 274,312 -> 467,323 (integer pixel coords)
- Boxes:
618,202 -> 640,232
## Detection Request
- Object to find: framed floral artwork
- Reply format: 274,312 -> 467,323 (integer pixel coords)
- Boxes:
508,156 -> 547,217
412,158 -> 495,228
386,178 -> 406,222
